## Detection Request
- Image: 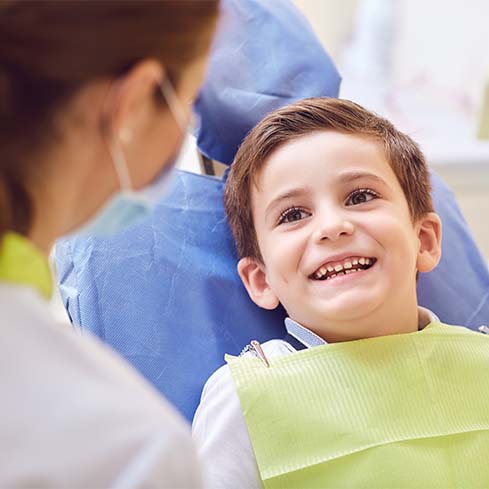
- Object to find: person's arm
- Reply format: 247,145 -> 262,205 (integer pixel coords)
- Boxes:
192,365 -> 262,489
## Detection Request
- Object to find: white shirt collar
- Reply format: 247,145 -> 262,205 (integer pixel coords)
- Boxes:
284,317 -> 326,348
285,306 -> 440,349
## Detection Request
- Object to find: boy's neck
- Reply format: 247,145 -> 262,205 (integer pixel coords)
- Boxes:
298,301 -> 426,344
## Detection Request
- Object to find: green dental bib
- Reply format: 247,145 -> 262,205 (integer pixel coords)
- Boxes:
227,322 -> 489,488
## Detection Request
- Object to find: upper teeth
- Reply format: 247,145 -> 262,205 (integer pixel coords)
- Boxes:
312,257 -> 373,280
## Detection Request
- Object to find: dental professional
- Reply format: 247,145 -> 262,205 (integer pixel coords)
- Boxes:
0,1 -> 218,487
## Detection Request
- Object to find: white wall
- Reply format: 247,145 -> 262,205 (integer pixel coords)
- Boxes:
292,0 -> 358,62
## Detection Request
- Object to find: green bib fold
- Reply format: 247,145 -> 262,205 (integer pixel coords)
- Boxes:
227,322 -> 489,488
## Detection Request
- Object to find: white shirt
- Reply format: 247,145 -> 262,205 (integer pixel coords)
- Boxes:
192,307 -> 439,489
1,283 -> 202,488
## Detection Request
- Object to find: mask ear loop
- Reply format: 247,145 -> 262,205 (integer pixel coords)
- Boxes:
100,78 -> 134,194
159,76 -> 188,132
108,136 -> 133,193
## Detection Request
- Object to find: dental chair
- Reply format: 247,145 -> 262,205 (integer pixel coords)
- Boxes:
55,0 -> 489,422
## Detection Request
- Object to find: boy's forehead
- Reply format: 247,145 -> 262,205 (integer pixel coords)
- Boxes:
252,131 -> 390,194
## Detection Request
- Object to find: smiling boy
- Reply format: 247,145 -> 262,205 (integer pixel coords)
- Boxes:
192,98 -> 489,488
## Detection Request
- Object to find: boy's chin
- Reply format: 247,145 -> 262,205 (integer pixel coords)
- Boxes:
312,294 -> 385,324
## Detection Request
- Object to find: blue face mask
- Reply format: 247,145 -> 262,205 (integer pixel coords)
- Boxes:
72,77 -> 187,238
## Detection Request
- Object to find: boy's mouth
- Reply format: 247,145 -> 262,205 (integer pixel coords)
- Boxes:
310,256 -> 377,281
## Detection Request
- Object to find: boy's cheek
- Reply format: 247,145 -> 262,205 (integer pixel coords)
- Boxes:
366,214 -> 416,242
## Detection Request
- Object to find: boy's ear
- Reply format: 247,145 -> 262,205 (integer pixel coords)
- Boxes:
416,212 -> 442,273
237,257 -> 280,310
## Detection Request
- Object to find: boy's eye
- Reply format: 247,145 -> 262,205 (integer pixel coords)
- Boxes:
346,188 -> 379,206
278,207 -> 311,225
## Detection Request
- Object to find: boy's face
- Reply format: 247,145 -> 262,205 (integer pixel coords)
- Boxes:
238,131 -> 441,341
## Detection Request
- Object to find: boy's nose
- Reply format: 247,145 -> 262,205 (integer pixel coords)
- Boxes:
313,214 -> 355,243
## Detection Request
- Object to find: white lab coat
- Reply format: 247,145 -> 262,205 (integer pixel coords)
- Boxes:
0,282 -> 202,488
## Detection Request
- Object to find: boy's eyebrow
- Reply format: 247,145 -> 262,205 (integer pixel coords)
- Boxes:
265,187 -> 310,218
336,170 -> 387,186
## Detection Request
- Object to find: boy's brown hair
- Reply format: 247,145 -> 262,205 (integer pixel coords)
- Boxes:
224,97 -> 433,261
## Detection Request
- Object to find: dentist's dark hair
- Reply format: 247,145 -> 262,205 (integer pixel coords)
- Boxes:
225,97 -> 433,261
0,0 -> 218,238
